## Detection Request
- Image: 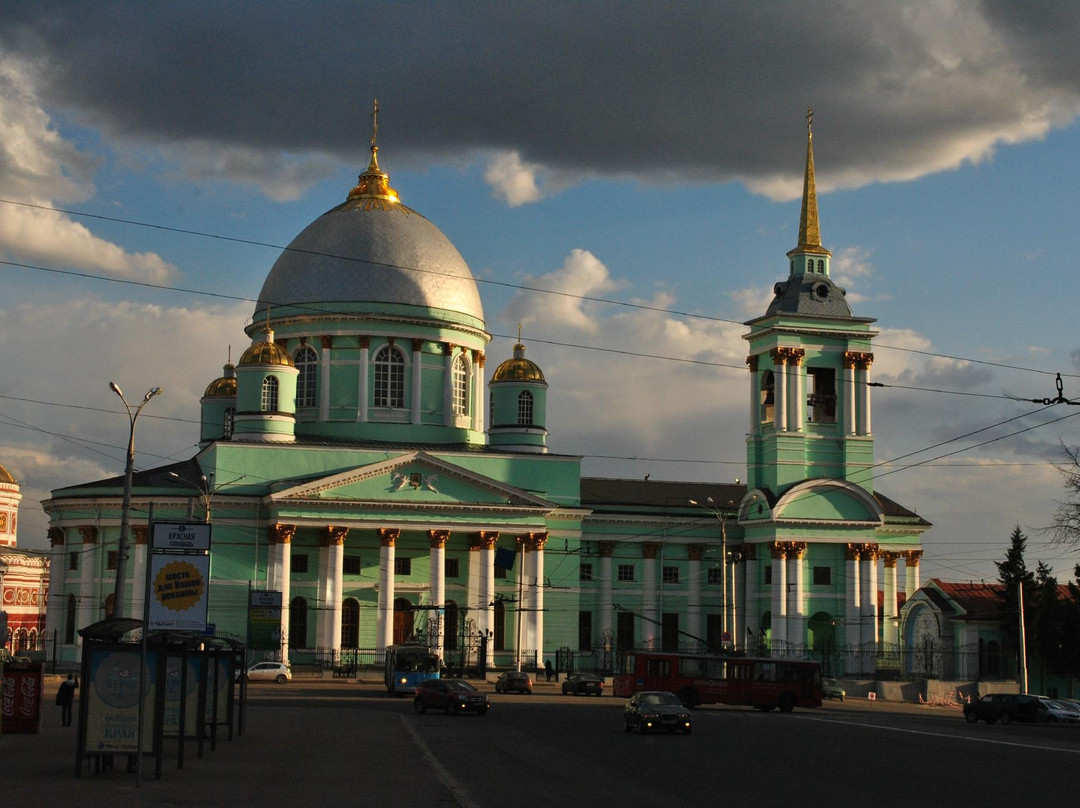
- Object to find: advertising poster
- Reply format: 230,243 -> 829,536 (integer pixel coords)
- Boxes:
1,661 -> 43,733
148,554 -> 211,632
83,649 -> 157,753
162,655 -> 201,738
248,591 -> 283,650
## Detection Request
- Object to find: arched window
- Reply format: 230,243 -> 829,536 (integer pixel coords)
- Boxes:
817,259 -> 825,273
517,390 -> 534,425
341,598 -> 360,649
261,376 -> 279,412
374,346 -> 405,408
452,354 -> 468,415
223,407 -> 235,439
289,597 -> 308,649
760,371 -> 775,423
295,345 -> 318,408
65,594 -> 77,644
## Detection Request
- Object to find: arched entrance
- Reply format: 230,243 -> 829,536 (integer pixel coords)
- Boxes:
341,598 -> 360,649
393,597 -> 414,644
290,597 -> 308,649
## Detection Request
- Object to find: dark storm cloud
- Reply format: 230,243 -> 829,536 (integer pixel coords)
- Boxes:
2,0 -> 1079,195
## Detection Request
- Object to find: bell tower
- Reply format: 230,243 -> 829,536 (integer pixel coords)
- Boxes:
744,110 -> 878,496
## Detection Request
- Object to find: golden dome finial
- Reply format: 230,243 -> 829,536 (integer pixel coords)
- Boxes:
796,106 -> 824,252
347,98 -> 400,204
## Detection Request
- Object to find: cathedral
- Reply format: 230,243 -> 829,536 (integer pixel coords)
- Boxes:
41,112 -> 929,675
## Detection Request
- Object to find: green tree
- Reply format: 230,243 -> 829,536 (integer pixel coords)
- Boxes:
995,525 -> 1035,650
1031,561 -> 1066,680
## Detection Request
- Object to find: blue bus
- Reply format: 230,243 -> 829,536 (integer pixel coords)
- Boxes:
384,644 -> 440,695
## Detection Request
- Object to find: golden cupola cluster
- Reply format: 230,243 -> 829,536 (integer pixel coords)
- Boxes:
492,342 -> 546,383
239,327 -> 293,367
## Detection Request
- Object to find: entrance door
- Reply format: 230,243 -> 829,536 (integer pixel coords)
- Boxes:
393,597 -> 414,644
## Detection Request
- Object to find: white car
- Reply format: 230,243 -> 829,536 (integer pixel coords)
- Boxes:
1037,696 -> 1080,723
236,661 -> 292,684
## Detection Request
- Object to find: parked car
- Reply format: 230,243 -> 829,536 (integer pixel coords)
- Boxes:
236,661 -> 291,684
495,671 -> 533,694
963,693 -> 1048,724
1037,697 -> 1080,723
623,691 -> 692,734
822,678 -> 846,701
562,673 -> 604,696
414,678 -> 490,715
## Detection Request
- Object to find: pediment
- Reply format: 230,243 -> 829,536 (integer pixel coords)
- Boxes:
267,451 -> 555,509
771,479 -> 884,525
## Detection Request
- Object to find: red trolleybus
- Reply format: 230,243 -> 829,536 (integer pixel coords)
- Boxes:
613,650 -> 823,712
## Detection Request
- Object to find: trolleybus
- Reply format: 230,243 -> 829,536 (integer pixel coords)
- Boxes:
613,649 -> 822,712
384,644 -> 441,696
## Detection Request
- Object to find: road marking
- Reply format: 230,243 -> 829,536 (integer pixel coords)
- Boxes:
798,714 -> 1080,754
400,714 -> 481,808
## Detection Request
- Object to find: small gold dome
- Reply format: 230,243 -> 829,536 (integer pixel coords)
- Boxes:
204,363 -> 238,398
0,462 -> 15,484
239,329 -> 293,367
492,343 -> 546,383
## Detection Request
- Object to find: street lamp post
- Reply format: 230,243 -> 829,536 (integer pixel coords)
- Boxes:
168,471 -> 247,523
690,497 -> 733,649
110,382 -> 162,619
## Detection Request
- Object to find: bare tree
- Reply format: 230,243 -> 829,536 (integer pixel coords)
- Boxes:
1047,444 -> 1080,548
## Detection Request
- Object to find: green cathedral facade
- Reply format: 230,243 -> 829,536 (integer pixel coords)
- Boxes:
42,116 -> 929,674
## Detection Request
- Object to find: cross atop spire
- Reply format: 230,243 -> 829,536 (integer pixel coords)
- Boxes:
791,106 -> 828,257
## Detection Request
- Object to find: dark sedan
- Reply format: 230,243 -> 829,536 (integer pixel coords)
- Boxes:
414,678 -> 490,716
963,693 -> 1048,724
562,673 -> 604,696
624,691 -> 692,734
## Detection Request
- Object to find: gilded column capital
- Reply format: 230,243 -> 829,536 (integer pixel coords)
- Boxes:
320,335 -> 333,350
769,542 -> 787,560
740,544 -> 757,562
428,529 -> 450,549
687,544 -> 704,562
845,543 -> 862,561
443,342 -> 455,356
322,525 -> 349,546
746,355 -> 759,372
642,542 -> 661,560
359,335 -> 371,350
378,528 -> 400,547
48,527 -> 66,546
133,526 -> 149,546
903,549 -> 923,566
882,551 -> 900,567
844,350 -> 874,370
269,523 -> 297,544
469,531 -> 500,551
78,525 -> 97,544
413,338 -> 426,352
475,351 -> 485,368
598,541 -> 616,558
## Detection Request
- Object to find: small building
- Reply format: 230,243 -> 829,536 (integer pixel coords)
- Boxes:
0,462 -> 49,654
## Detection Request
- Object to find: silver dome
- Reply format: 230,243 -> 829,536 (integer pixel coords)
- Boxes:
253,200 -> 485,325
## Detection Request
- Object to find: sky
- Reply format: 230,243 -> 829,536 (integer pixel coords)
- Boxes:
2,1 -> 1080,584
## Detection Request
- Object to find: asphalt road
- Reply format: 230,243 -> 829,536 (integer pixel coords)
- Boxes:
6,678 -> 1080,807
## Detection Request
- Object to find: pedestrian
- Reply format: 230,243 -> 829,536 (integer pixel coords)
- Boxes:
56,673 -> 79,727
544,659 -> 553,682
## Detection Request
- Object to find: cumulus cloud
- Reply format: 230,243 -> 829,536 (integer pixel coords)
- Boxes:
2,2 -> 1079,202
501,249 -> 626,334
0,53 -> 176,282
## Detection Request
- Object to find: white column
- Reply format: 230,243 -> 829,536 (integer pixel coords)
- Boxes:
443,344 -> 456,427
749,357 -> 760,436
687,546 -> 702,650
377,529 -> 397,651
844,356 -> 857,435
77,527 -> 96,641
481,539 -> 496,667
268,525 -> 294,661
788,354 -> 803,432
774,354 -> 788,432
472,353 -> 485,433
641,544 -> 658,649
429,531 -> 447,662
786,545 -> 805,646
317,541 -> 332,648
327,528 -> 345,651
770,546 -> 787,647
532,535 -> 546,669
845,548 -> 861,648
357,337 -> 370,422
467,539 -> 483,640
44,531 -> 65,642
599,543 -> 614,643
743,550 -> 759,648
882,553 -> 899,646
860,548 -> 878,646
904,550 -> 922,598
319,337 -> 332,422
411,340 -> 423,425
